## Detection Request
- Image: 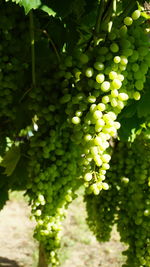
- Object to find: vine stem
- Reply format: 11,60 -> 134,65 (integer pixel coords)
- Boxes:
38,243 -> 48,267
43,30 -> 61,63
29,11 -> 36,87
95,0 -> 105,36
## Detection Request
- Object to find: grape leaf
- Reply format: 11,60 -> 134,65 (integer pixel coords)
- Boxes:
5,0 -> 41,14
137,91 -> 150,118
0,146 -> 21,176
40,5 -> 56,16
118,114 -> 144,141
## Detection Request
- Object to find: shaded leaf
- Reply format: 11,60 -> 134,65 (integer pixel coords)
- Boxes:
0,146 -> 21,176
5,0 -> 41,14
137,91 -> 150,118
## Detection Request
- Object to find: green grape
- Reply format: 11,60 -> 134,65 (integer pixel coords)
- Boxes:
85,67 -> 94,78
94,62 -> 104,70
110,43 -> 119,53
109,71 -> 118,80
112,79 -> 122,89
114,56 -> 121,63
72,116 -> 81,124
101,81 -> 110,92
96,73 -> 105,83
132,10 -> 141,20
124,17 -> 133,26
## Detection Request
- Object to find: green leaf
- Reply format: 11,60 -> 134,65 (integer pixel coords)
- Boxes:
5,0 -> 41,14
118,115 -> 144,141
0,146 -> 21,176
10,155 -> 29,190
137,91 -> 150,118
40,5 -> 56,16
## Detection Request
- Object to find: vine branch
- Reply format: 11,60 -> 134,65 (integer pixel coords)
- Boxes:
95,0 -> 106,36
29,11 -> 36,87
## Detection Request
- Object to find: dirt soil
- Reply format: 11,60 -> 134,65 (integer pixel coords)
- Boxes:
0,192 -> 126,267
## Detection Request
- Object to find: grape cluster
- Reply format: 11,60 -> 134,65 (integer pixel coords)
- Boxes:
0,2 -> 150,266
56,8 -> 150,195
85,134 -> 150,267
26,8 -> 150,265
0,2 -> 30,129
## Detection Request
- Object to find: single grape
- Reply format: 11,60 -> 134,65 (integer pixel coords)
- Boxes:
124,17 -> 133,26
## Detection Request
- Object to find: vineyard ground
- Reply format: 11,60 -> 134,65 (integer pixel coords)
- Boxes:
0,190 -> 126,267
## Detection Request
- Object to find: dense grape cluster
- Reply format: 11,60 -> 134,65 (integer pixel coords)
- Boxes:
25,9 -> 150,264
55,8 -> 150,196
0,1 -> 150,266
0,2 -> 30,132
85,134 -> 150,267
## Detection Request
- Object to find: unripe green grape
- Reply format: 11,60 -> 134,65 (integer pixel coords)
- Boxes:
97,103 -> 106,111
90,104 -> 97,113
65,195 -> 72,202
114,56 -> 121,64
132,10 -> 141,20
119,65 -> 126,71
117,100 -> 125,109
144,209 -> 150,216
102,182 -> 109,190
96,73 -> 105,83
101,163 -> 110,170
85,67 -> 94,78
124,17 -> 133,26
111,89 -> 118,97
93,110 -> 103,120
123,48 -> 133,57
99,47 -> 109,55
111,98 -> 118,107
118,93 -> 129,101
94,155 -> 103,167
135,80 -> 144,91
105,52 -> 113,61
94,62 -> 104,71
80,53 -> 89,64
102,95 -> 110,104
130,50 -> 139,62
87,95 -> 96,103
109,71 -> 117,80
117,74 -> 124,81
95,125 -> 102,133
104,66 -> 112,75
101,81 -> 110,92
35,210 -> 42,216
84,134 -> 92,142
108,111 -> 117,120
132,63 -> 139,72
91,146 -> 99,155
110,43 -> 119,53
72,116 -> 81,124
101,154 -> 111,163
84,172 -> 93,182
103,114 -> 112,123
94,136 -> 102,146
96,119 -> 105,127
119,25 -> 128,36
112,79 -> 122,89
108,31 -> 116,40
114,121 -> 121,129
120,56 -> 128,65
75,110 -> 83,117
133,91 -> 141,100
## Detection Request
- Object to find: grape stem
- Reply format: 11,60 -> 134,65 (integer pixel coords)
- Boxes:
42,30 -> 61,63
29,11 -> 36,87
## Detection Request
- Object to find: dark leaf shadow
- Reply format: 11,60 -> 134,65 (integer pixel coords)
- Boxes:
0,257 -> 20,267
